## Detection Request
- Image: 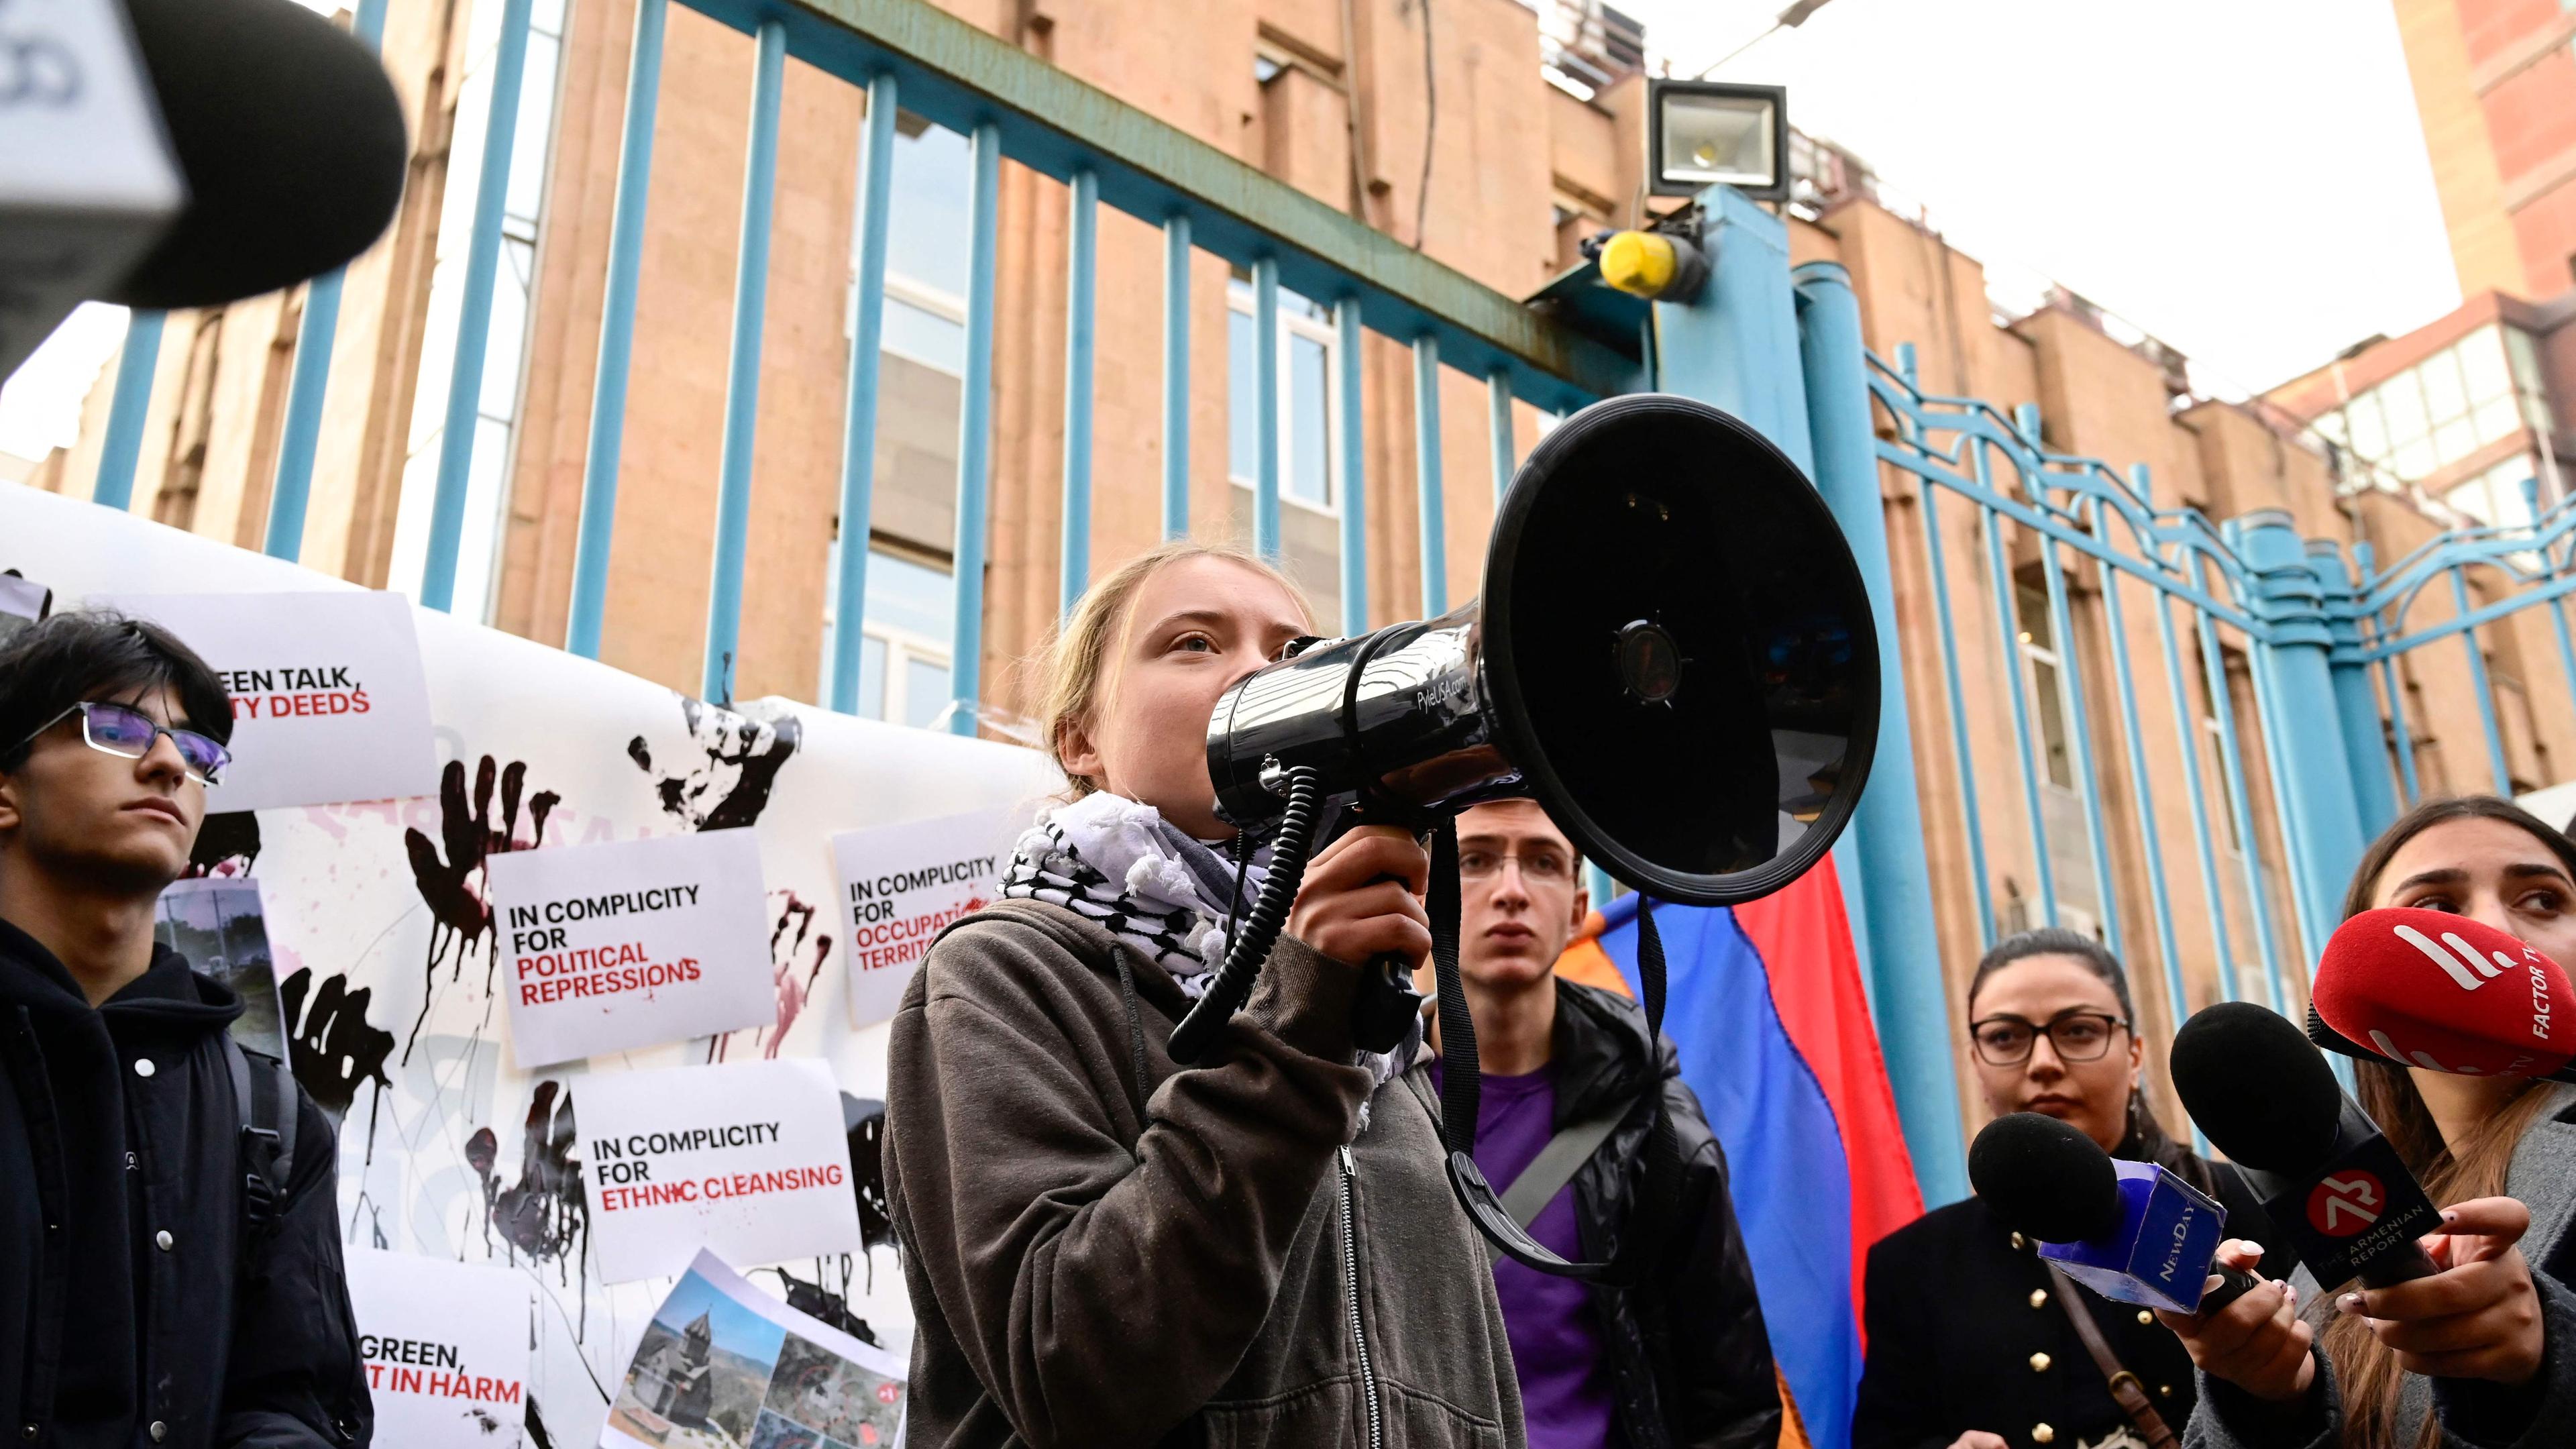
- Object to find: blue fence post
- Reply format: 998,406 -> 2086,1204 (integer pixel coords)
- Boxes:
1252,258 -> 1282,561
1654,186 -> 1812,473
828,71 -> 898,708
947,120 -> 1002,736
92,311 -> 166,511
2310,542 -> 2398,841
1413,335 -> 1446,616
264,0 -> 394,562
2233,511 -> 2369,972
1161,215 -> 1191,539
421,0 -> 536,612
566,0 -> 669,658
1335,299 -> 1368,633
1794,263 -> 1966,1206
2448,568 -> 2514,794
1061,169 -> 1097,617
700,18 -> 786,705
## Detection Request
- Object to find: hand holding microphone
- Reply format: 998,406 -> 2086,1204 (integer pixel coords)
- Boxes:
1965,1110 -> 2261,1314
2155,1238 -> 2318,1405
2332,1195 -> 2545,1387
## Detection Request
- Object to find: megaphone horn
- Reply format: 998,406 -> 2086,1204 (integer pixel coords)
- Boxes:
1175,392 -> 1881,1280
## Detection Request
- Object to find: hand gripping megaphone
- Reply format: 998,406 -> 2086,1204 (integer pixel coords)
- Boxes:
1173,392 -> 1880,1279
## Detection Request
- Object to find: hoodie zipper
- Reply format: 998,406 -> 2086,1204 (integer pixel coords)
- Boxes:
1337,1144 -> 1384,1449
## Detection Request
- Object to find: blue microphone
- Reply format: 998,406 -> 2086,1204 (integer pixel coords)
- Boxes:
1970,1112 -> 2259,1316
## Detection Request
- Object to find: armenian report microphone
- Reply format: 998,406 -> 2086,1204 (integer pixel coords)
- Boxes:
2171,1003 -> 2439,1289
2310,907 -> 2575,1081
1968,1112 -> 2258,1314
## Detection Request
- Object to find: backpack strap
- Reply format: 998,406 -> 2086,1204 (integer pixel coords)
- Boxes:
1495,1102 -> 1628,1231
225,1034 -> 296,1247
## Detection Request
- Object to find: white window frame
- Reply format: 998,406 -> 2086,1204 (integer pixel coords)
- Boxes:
1226,280 -> 1341,517
2014,584 -> 2078,793
816,535 -> 955,731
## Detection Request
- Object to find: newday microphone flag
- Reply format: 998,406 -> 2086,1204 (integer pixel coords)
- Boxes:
1559,854 -> 1922,1449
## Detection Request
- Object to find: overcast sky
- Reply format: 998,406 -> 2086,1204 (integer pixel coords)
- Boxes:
0,0 -> 2463,461
1621,0 -> 2463,400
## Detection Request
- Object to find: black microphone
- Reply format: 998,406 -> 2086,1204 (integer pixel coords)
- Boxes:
1969,1112 -> 2258,1315
109,0 -> 408,308
2171,1003 -> 2440,1289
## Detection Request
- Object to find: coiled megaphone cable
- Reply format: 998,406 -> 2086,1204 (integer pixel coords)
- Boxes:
1167,765 -> 1327,1065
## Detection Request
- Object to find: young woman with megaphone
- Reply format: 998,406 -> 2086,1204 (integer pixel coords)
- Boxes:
880,539 -> 1527,1449
2161,796 -> 2576,1449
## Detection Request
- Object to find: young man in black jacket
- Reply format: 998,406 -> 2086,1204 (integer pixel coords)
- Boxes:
1427,798 -> 1782,1449
0,611 -> 371,1449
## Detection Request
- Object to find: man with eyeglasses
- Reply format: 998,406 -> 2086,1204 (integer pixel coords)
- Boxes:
1419,798 -> 1781,1449
0,611 -> 371,1449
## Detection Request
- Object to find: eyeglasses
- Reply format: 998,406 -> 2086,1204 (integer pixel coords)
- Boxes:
13,701 -> 231,786
1968,1011 -> 2128,1067
1458,848 -> 1576,885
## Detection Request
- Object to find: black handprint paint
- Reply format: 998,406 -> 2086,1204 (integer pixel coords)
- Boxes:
465,1078 -> 586,1273
841,1095 -> 892,1256
627,698 -> 800,833
402,756 -> 561,1059
278,967 -> 396,1127
189,810 -> 261,876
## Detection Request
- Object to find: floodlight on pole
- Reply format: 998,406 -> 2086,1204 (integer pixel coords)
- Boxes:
1648,80 -> 1789,201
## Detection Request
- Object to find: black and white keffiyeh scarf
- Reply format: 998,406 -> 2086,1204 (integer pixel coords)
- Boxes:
1002,791 -> 1409,1092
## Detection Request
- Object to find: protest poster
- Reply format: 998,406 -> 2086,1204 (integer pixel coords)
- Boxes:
578,1059 -> 863,1284
602,1250 -> 905,1449
488,828 -> 775,1067
97,590 -> 437,812
830,808 -> 1014,1028
153,877 -> 288,1059
346,1248 -> 533,1448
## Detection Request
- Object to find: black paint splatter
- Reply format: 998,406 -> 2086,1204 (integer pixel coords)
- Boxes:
402,756 -> 560,1060
523,1399 -> 554,1449
627,698 -> 800,833
279,967 -> 395,1125
842,1096 -> 892,1255
465,1079 -> 586,1276
189,811 -> 261,875
767,1265 -> 879,1348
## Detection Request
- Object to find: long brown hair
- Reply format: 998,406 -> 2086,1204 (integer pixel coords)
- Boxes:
2324,796 -> 2576,1449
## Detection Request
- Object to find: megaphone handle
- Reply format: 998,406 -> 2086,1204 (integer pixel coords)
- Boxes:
1350,955 -> 1425,1053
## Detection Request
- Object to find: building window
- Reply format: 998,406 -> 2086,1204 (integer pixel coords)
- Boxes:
2313,325 -> 2548,491
1227,272 -> 1338,513
817,536 -> 955,731
2014,584 -> 2075,790
2443,453 -> 2545,530
385,0 -> 570,621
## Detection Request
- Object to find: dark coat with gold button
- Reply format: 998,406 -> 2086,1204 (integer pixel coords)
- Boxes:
1853,1151 -> 2291,1449
0,922 -> 371,1449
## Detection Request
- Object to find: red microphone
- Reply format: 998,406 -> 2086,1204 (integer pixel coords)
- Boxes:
2312,908 -> 2575,1080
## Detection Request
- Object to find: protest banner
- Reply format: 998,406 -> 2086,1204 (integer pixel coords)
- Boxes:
602,1250 -> 905,1449
346,1248 -> 533,1448
489,829 -> 775,1067
98,590 -> 437,812
6,482 -> 1060,1448
578,1059 -> 863,1283
830,808 -> 1014,1028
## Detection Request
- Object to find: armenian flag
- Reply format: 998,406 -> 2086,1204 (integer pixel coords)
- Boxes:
1557,854 -> 1923,1449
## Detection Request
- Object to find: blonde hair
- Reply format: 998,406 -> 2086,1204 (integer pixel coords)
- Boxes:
1032,539 -> 1315,797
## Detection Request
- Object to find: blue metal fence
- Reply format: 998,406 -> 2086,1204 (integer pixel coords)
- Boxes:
62,0 -> 2576,1199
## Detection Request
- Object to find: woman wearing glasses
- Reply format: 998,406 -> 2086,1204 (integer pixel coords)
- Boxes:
1852,930 -> 2291,1449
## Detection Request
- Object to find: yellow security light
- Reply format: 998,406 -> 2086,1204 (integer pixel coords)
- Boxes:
1650,80 -> 1789,201
1597,229 -> 1709,303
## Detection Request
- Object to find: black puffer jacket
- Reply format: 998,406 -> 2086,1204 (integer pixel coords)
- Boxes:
0,918 -> 370,1449
1542,978 -> 1782,1449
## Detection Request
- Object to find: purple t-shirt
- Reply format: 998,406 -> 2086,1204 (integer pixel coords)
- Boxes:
1433,1063 -> 1620,1449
